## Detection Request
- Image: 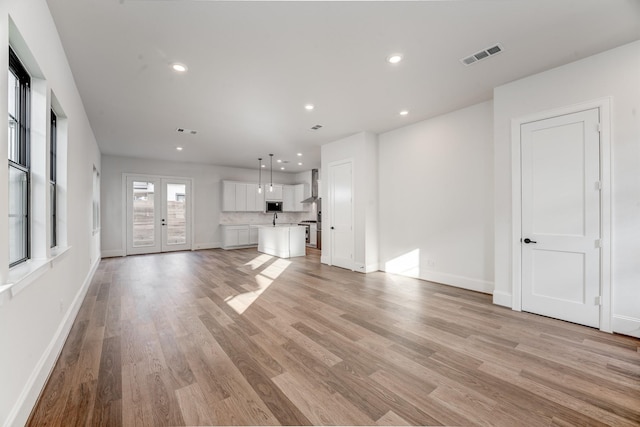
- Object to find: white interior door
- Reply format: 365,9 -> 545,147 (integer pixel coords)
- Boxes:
521,108 -> 601,328
126,176 -> 191,255
329,161 -> 353,270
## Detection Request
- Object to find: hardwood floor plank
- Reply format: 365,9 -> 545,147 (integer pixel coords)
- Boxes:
147,372 -> 185,427
376,410 -> 412,426
121,363 -> 154,427
28,248 -> 640,426
175,383 -> 216,426
272,371 -> 375,425
199,313 -> 312,425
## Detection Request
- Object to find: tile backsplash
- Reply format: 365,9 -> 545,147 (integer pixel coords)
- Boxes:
220,212 -> 313,225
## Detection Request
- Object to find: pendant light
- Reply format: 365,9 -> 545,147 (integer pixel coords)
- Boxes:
269,154 -> 274,192
257,158 -> 263,194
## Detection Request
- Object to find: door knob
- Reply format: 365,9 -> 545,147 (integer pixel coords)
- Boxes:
331,226 -> 335,230
523,238 -> 537,244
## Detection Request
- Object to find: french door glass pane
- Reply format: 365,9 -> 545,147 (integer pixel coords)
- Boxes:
132,181 -> 155,247
9,165 -> 28,264
166,183 -> 186,245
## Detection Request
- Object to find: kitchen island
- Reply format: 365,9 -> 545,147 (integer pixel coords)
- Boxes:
258,225 -> 306,258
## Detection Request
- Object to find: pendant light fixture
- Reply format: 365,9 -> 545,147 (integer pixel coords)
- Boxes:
257,158 -> 263,194
269,154 -> 274,192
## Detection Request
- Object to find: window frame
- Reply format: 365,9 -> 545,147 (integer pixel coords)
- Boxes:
8,47 -> 31,267
50,109 -> 57,248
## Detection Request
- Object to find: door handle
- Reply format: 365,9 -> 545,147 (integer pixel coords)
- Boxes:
331,226 -> 335,230
523,238 -> 537,244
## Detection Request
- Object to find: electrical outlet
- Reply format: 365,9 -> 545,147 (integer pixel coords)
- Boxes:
426,259 -> 436,268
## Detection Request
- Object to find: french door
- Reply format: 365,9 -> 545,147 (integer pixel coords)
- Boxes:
126,175 -> 192,255
520,108 -> 601,328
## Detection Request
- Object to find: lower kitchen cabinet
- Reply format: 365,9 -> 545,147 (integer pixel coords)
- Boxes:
221,224 -> 261,249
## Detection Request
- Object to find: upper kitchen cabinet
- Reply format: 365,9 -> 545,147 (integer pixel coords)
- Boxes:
283,184 -> 309,212
222,181 -> 265,212
265,184 -> 283,201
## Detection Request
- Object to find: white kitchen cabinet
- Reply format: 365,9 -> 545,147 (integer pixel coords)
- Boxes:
249,226 -> 260,244
258,226 -> 306,258
222,224 -> 257,249
237,227 -> 249,245
294,184 -> 308,211
265,184 -> 283,201
282,183 -> 308,212
235,183 -> 247,211
283,185 -> 295,212
222,181 -> 236,211
222,181 -> 266,212
246,183 -> 265,212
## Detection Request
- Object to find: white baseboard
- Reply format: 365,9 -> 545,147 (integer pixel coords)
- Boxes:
6,258 -> 100,427
101,249 -> 124,258
612,315 -> 640,339
492,290 -> 513,308
321,255 -> 330,265
354,263 -> 379,273
365,263 -> 379,273
192,242 -> 221,250
415,270 -> 494,294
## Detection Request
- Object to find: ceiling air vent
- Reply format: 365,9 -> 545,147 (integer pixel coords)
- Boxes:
460,43 -> 503,66
310,124 -> 323,130
176,127 -> 197,135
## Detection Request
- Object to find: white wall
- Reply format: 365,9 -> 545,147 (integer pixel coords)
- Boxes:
0,0 -> 102,425
494,40 -> 640,337
101,155 -> 309,256
321,131 -> 379,272
378,101 -> 494,293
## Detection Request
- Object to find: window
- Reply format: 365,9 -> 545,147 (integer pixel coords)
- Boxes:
50,110 -> 57,247
8,47 -> 30,267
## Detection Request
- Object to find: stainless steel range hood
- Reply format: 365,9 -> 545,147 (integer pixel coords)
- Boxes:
301,168 -> 319,204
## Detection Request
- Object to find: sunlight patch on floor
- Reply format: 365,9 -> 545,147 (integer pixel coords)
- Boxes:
244,253 -> 273,270
226,258 -> 292,314
261,258 -> 292,280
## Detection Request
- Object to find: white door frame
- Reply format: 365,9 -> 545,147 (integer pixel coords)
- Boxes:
327,158 -> 355,271
123,173 -> 194,256
510,98 -> 612,332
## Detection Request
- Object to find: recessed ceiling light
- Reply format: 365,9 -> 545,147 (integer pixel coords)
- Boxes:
305,104 -> 314,111
171,63 -> 188,72
280,167 -> 285,170
176,146 -> 183,151
298,162 -> 303,166
261,164 -> 266,168
387,54 -> 403,64
297,153 -> 303,156
277,159 -> 282,163
399,110 -> 409,116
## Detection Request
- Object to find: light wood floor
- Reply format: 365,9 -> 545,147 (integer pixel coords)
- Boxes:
28,248 -> 640,426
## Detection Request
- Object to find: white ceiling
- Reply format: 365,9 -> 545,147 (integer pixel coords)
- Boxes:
46,0 -> 640,172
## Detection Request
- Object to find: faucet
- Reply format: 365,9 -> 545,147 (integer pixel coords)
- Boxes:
272,212 -> 278,226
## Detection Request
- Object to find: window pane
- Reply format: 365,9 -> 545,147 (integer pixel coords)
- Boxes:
50,181 -> 57,247
8,72 -> 16,119
9,165 -> 28,265
50,112 -> 56,182
166,183 -> 186,245
133,181 -> 154,247
8,116 -> 17,162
